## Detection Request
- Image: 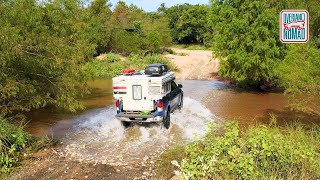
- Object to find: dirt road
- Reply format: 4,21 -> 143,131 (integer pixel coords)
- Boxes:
164,48 -> 219,80
10,147 -> 158,180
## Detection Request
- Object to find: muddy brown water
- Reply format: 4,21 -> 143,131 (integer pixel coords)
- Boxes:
26,79 -> 114,136
25,79 -> 310,168
205,89 -> 288,127
26,79 -> 290,136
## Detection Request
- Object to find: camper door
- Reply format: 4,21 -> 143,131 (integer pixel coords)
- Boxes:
123,80 -> 154,111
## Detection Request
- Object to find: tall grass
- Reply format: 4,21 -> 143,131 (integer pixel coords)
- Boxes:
0,117 -> 31,173
0,117 -> 52,173
157,121 -> 320,179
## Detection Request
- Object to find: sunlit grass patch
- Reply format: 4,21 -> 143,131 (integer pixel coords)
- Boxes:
157,120 -> 320,179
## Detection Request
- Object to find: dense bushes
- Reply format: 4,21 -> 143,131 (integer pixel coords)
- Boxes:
210,0 -> 286,87
0,0 -> 95,114
0,117 -> 31,173
166,122 -> 320,179
276,42 -> 320,115
0,117 -> 51,173
208,0 -> 320,113
209,0 -> 320,88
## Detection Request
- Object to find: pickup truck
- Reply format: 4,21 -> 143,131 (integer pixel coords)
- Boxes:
113,64 -> 183,129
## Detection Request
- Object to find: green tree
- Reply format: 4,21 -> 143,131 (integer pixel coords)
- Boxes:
146,31 -> 161,53
165,4 -> 192,43
270,0 -> 320,37
277,42 -> 320,115
210,0 -> 286,87
177,5 -> 212,45
108,1 -> 172,54
112,0 -> 130,26
144,12 -> 172,50
157,3 -> 166,13
273,0 -> 320,114
108,1 -> 145,54
165,4 -> 211,45
0,0 -> 95,114
87,0 -> 112,55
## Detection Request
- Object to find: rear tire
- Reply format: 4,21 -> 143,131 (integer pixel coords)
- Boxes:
178,95 -> 183,110
163,111 -> 170,129
121,121 -> 131,128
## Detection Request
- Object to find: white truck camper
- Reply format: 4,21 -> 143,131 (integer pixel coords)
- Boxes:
112,64 -> 183,129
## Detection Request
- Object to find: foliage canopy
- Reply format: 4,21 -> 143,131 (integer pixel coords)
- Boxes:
210,0 -> 286,87
162,3 -> 212,46
0,0 -> 173,115
0,0 -> 94,114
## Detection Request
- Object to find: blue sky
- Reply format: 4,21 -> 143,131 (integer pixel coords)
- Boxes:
109,0 -> 209,12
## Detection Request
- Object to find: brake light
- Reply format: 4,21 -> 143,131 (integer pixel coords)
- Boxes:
157,101 -> 163,108
116,100 -> 121,113
157,101 -> 163,113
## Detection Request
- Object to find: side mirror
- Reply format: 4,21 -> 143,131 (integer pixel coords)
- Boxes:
178,84 -> 183,88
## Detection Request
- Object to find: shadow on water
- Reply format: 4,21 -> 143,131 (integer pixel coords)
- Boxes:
260,108 -> 320,127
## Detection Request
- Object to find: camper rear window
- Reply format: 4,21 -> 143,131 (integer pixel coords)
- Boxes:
133,85 -> 142,100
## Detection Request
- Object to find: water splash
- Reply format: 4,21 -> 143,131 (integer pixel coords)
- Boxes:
75,107 -> 125,141
172,97 -> 213,138
59,97 -> 216,164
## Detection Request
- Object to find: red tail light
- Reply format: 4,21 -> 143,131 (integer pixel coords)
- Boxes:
157,101 -> 163,108
116,100 -> 120,107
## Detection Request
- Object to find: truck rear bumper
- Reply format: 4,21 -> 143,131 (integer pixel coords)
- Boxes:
116,113 -> 163,123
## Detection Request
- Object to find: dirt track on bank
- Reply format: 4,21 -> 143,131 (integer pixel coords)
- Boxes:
164,48 -> 219,80
10,147 -> 158,180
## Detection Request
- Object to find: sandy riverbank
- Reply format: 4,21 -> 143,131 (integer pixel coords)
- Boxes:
164,48 -> 219,80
